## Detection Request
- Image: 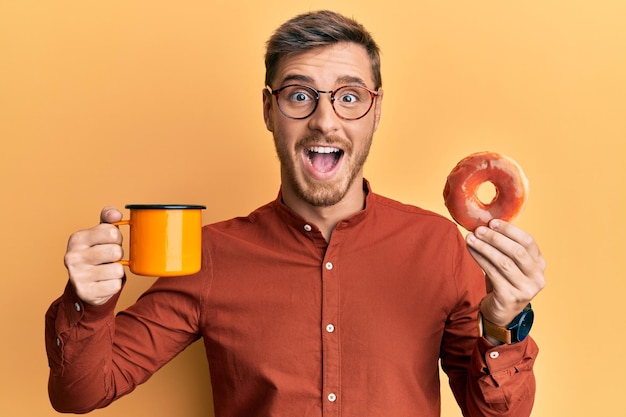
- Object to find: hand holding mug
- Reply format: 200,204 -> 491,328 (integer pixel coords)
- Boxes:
64,205 -> 206,306
64,207 -> 126,306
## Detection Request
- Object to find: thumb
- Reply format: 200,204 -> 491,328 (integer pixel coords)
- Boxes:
100,206 -> 123,224
485,274 -> 494,293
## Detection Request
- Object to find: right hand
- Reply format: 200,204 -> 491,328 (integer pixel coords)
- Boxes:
64,206 -> 125,305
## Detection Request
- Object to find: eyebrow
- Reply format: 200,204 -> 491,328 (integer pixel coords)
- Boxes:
279,74 -> 369,88
336,75 -> 368,87
280,74 -> 314,86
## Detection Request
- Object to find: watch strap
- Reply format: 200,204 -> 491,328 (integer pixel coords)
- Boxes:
479,313 -> 512,344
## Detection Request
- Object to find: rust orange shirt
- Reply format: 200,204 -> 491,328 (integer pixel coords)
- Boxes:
46,181 -> 538,416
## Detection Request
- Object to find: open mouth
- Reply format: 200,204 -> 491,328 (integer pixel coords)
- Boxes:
304,146 -> 344,174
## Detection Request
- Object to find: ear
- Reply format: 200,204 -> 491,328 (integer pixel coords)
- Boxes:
372,88 -> 384,132
262,88 -> 274,132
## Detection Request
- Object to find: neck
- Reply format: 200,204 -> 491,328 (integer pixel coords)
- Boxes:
281,177 -> 366,242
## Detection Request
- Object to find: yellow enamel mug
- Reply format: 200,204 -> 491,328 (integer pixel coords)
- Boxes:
114,204 -> 206,277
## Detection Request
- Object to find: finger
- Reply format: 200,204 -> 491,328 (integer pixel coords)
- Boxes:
67,253 -> 125,305
476,220 -> 546,278
100,206 -> 123,224
467,234 -> 531,323
466,237 -> 524,301
84,242 -> 124,266
488,219 -> 543,263
465,246 -> 494,293
69,259 -> 125,283
65,242 -> 123,273
72,265 -> 124,306
67,223 -> 123,252
466,229 -> 523,281
467,224 -> 546,306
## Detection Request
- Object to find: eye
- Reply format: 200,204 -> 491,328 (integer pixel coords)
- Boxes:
337,88 -> 364,105
341,94 -> 356,103
286,87 -> 315,104
293,92 -> 308,102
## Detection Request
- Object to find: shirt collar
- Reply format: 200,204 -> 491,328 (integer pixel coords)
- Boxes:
272,179 -> 373,234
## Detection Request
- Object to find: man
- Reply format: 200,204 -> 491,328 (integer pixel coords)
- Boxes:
46,10 -> 545,417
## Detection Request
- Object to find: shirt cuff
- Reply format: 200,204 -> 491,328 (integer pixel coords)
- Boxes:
475,335 -> 538,386
60,279 -> 122,327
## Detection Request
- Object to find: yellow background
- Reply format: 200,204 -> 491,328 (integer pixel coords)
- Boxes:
1,1 -> 625,416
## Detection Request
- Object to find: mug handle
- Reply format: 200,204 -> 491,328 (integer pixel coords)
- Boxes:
111,220 -> 130,267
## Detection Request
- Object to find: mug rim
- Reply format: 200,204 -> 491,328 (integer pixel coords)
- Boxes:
125,204 -> 206,210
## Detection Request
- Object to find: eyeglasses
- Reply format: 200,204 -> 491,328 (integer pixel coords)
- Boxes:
266,84 -> 379,121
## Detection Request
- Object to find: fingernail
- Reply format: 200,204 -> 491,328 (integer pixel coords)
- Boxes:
466,233 -> 476,244
490,219 -> 501,229
475,226 -> 487,237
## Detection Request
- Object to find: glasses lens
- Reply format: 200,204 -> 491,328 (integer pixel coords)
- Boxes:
276,85 -> 318,119
333,86 -> 375,120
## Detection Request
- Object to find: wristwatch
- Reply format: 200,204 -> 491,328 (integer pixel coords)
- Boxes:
478,303 -> 534,344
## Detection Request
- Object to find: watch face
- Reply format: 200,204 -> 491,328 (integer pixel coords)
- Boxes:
515,309 -> 534,342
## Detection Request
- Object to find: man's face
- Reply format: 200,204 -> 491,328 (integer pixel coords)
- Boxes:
263,42 -> 383,207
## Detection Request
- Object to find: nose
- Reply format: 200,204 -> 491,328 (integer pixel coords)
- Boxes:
307,92 -> 341,134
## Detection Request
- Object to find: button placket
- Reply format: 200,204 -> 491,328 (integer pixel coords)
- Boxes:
321,252 -> 340,416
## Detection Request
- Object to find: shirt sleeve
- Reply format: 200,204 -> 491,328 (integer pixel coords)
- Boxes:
441,227 -> 539,417
45,272 -> 206,413
45,281 -> 122,412
466,337 -> 539,416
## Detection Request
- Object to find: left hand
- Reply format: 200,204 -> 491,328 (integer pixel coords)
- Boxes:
466,219 -> 546,327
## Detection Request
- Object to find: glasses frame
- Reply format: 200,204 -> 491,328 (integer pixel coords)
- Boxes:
266,84 -> 380,121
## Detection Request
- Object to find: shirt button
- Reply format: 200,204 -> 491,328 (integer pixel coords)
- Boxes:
74,302 -> 81,312
326,324 -> 335,333
328,393 -> 337,402
304,224 -> 312,232
325,262 -> 333,270
56,337 -> 61,347
489,351 -> 500,359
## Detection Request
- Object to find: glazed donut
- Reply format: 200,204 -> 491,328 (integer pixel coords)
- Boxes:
443,151 -> 529,231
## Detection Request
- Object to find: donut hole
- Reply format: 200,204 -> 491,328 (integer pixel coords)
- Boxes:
477,181 -> 498,205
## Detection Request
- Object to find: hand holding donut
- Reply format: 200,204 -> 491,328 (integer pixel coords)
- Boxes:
466,219 -> 546,330
443,152 -> 546,333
